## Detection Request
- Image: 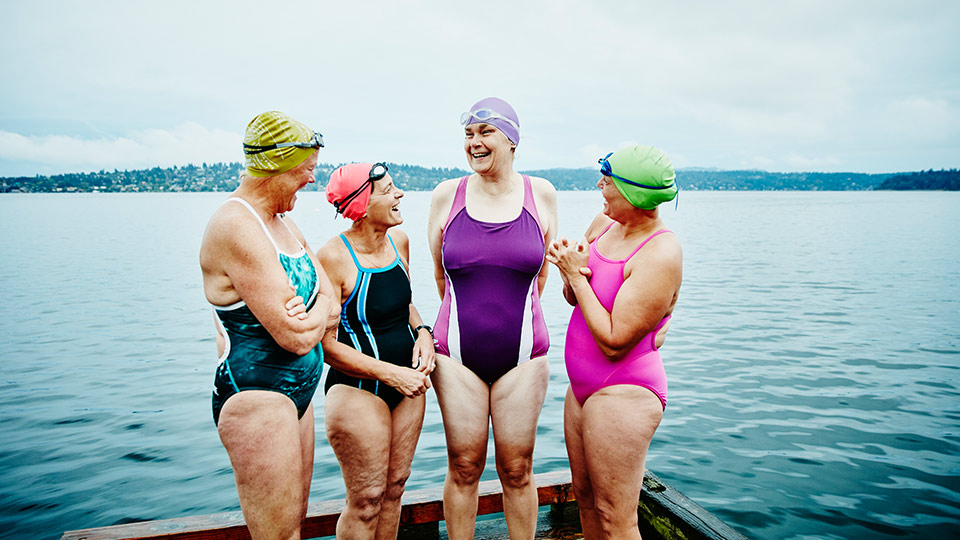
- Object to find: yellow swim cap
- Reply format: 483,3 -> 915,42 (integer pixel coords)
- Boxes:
242,111 -> 319,177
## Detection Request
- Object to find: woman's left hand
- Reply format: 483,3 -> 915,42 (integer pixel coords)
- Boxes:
412,332 -> 437,375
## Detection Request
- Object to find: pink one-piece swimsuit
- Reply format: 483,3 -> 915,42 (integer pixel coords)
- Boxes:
564,225 -> 673,408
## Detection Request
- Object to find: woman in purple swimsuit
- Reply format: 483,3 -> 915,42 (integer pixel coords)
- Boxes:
427,97 -> 558,539
547,145 -> 682,539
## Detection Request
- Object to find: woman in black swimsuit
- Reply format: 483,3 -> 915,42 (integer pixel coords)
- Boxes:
317,162 -> 436,539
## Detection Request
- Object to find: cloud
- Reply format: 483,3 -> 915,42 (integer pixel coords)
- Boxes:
0,123 -> 240,175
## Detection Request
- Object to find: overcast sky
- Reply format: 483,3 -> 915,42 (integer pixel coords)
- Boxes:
2,0 -> 958,177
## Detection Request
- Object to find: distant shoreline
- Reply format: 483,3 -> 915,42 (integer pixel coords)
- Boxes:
2,163 -> 957,193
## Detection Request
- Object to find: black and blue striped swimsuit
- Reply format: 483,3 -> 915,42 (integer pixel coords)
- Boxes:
324,233 -> 416,410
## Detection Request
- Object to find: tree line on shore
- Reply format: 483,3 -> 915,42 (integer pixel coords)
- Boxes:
1,162 -> 957,193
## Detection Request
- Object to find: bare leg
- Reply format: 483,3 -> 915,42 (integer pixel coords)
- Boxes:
431,355 -> 492,540
489,357 -> 549,540
217,391 -> 309,540
375,394 -> 426,540
325,385 -> 392,540
564,387 -> 602,539
297,402 -> 315,525
581,385 -> 663,540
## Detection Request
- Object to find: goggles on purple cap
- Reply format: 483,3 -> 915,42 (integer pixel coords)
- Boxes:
460,109 -> 519,131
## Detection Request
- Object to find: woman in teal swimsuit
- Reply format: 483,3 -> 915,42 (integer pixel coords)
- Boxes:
317,162 -> 435,539
200,111 -> 339,540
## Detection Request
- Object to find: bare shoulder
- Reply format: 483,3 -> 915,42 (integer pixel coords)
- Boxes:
430,177 -> 462,205
388,227 -> 409,247
200,202 -> 262,266
316,234 -> 350,268
527,175 -> 558,197
388,228 -> 411,263
428,177 -> 463,230
584,213 -> 614,243
631,231 -> 683,272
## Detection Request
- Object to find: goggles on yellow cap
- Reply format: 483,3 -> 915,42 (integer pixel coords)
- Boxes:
243,132 -> 324,155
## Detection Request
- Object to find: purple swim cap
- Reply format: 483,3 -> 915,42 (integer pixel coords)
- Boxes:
462,97 -> 520,146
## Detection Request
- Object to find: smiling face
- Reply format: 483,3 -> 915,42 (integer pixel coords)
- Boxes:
464,122 -> 514,174
363,173 -> 404,226
279,150 -> 318,213
598,174 -> 632,219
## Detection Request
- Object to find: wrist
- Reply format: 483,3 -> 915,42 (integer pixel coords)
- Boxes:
413,324 -> 433,339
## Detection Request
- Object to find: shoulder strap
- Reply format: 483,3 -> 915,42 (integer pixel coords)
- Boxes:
520,174 -> 543,232
339,234 -> 364,270
443,176 -> 470,230
227,197 -> 280,255
592,222 -> 615,245
626,229 -> 674,260
276,215 -> 306,253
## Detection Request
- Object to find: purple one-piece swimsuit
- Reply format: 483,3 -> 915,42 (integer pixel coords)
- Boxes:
434,175 -> 550,384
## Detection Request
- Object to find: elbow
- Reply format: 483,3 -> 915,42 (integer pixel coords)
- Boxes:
597,338 -> 633,362
287,338 -> 318,357
600,347 -> 627,363
279,332 -> 321,357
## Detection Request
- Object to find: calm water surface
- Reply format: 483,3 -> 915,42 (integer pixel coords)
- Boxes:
1,190 -> 958,539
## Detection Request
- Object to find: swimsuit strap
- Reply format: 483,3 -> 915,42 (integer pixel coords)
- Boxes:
625,229 -> 674,260
443,176 -> 471,230
276,215 -> 307,253
339,233 -> 401,272
593,222 -> 616,245
226,197 -> 281,256
520,174 -> 544,234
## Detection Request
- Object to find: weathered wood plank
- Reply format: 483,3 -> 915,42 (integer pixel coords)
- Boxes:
62,469 -> 747,540
638,471 -> 749,540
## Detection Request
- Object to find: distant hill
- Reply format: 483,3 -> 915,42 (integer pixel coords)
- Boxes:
1,163 -> 956,193
875,169 -> 960,190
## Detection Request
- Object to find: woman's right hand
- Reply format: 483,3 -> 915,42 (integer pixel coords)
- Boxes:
385,365 -> 431,398
547,236 -> 590,279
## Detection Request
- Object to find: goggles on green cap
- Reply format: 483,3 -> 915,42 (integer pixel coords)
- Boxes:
599,145 -> 678,210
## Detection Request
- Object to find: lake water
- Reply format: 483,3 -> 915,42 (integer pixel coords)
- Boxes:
1,190 -> 958,539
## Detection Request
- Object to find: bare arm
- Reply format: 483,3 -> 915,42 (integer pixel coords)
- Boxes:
550,213 -> 611,306
200,208 -> 329,356
426,179 -> 458,299
531,176 -> 558,297
393,229 -> 436,375
316,234 -> 431,396
553,232 -> 681,360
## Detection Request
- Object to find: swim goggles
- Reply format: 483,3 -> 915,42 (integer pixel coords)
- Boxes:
243,131 -> 325,155
333,162 -> 389,216
459,109 -> 519,130
598,152 -> 674,190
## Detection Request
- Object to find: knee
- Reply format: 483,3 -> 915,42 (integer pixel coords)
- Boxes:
448,454 -> 485,486
495,455 -> 533,490
348,486 -> 386,524
593,495 -> 637,533
571,480 -> 595,510
383,470 -> 410,502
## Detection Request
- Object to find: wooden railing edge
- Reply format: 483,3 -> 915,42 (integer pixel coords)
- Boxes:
62,470 -> 576,540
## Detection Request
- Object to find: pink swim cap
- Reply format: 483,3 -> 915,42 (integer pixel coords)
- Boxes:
326,163 -> 376,220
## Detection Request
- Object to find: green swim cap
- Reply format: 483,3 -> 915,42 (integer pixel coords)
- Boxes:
243,111 -> 317,178
602,145 -> 677,210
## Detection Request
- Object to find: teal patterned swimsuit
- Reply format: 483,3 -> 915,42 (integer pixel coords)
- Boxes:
211,198 -> 323,425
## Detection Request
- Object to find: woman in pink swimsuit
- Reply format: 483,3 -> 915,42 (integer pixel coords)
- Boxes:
547,145 -> 682,539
